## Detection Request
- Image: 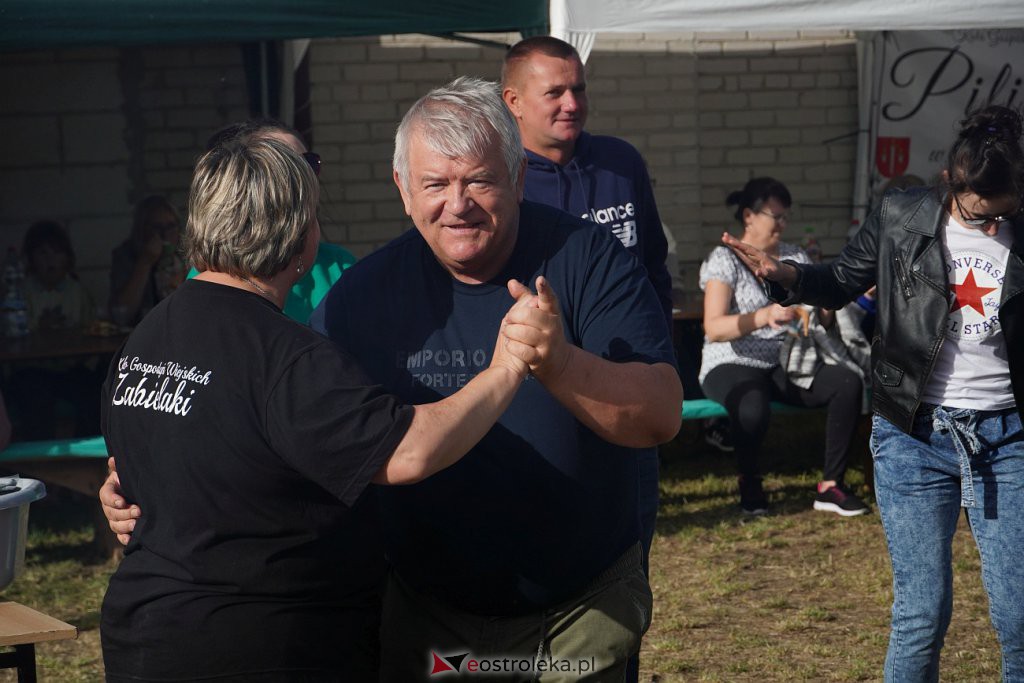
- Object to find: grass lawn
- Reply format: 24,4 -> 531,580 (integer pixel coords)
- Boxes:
0,413 -> 1004,681
643,417 -> 1001,682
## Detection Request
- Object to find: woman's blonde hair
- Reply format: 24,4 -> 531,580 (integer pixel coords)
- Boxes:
186,137 -> 318,278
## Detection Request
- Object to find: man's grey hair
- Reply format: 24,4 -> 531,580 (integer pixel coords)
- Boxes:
393,76 -> 525,193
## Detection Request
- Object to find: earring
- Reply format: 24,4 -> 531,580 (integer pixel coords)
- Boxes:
296,256 -> 304,274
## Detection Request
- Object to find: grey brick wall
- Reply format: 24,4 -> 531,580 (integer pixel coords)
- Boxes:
0,30 -> 858,305
688,32 -> 859,289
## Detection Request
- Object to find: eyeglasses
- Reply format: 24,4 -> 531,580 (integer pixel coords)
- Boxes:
758,209 -> 790,224
952,193 -> 1019,227
302,151 -> 322,177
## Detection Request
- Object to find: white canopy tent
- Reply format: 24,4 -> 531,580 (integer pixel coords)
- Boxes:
550,0 -> 1024,34
550,0 -> 1024,224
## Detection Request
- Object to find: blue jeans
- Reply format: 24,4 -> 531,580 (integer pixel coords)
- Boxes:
871,407 -> 1024,683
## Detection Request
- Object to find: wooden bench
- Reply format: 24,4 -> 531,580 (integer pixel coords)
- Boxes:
0,601 -> 77,682
681,398 -> 809,421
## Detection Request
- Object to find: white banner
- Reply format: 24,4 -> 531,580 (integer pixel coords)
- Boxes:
554,0 -> 1024,33
869,30 -> 1024,202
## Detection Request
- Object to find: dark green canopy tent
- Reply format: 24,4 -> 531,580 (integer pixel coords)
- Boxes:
0,0 -> 548,51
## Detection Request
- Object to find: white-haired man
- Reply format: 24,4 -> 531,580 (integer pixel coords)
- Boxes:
312,77 -> 681,680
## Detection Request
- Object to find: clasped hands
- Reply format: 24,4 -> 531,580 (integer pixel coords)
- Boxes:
492,275 -> 571,382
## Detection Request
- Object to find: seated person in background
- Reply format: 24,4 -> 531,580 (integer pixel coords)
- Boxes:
699,177 -> 868,516
23,220 -> 94,331
109,195 -> 187,325
9,221 -> 101,439
187,118 -> 358,323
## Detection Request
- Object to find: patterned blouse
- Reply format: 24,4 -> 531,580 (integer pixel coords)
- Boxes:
698,242 -> 809,383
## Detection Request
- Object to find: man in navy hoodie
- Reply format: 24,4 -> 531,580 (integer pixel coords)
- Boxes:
501,36 -> 674,325
502,39 -> 673,682
501,36 -> 670,557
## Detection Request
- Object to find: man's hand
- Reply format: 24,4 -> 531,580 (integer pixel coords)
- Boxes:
502,277 -> 679,448
503,276 -> 572,383
491,285 -> 535,379
100,457 -> 139,546
721,232 -> 798,288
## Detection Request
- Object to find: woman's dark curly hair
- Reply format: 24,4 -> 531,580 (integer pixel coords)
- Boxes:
725,177 -> 792,224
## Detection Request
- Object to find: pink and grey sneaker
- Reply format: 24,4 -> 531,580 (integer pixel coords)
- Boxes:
813,483 -> 870,517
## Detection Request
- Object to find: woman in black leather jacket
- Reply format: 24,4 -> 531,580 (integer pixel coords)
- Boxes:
726,105 -> 1024,683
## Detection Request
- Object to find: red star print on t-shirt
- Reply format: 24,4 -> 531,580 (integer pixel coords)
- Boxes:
950,268 -> 997,315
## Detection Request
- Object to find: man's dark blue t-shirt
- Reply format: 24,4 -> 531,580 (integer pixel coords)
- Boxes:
310,201 -> 675,615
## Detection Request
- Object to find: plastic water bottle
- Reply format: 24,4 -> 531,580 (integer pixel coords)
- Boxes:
802,227 -> 822,263
2,247 -> 29,338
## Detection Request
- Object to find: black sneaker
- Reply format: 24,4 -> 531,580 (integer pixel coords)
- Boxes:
738,475 -> 769,515
704,418 -> 734,453
813,484 -> 870,517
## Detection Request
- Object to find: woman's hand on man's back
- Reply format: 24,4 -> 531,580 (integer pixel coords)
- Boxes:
99,457 -> 139,546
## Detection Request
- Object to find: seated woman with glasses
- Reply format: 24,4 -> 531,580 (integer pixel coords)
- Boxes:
698,177 -> 868,516
109,195 -> 187,325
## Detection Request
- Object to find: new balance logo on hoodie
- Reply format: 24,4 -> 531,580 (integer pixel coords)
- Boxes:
581,203 -> 638,248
